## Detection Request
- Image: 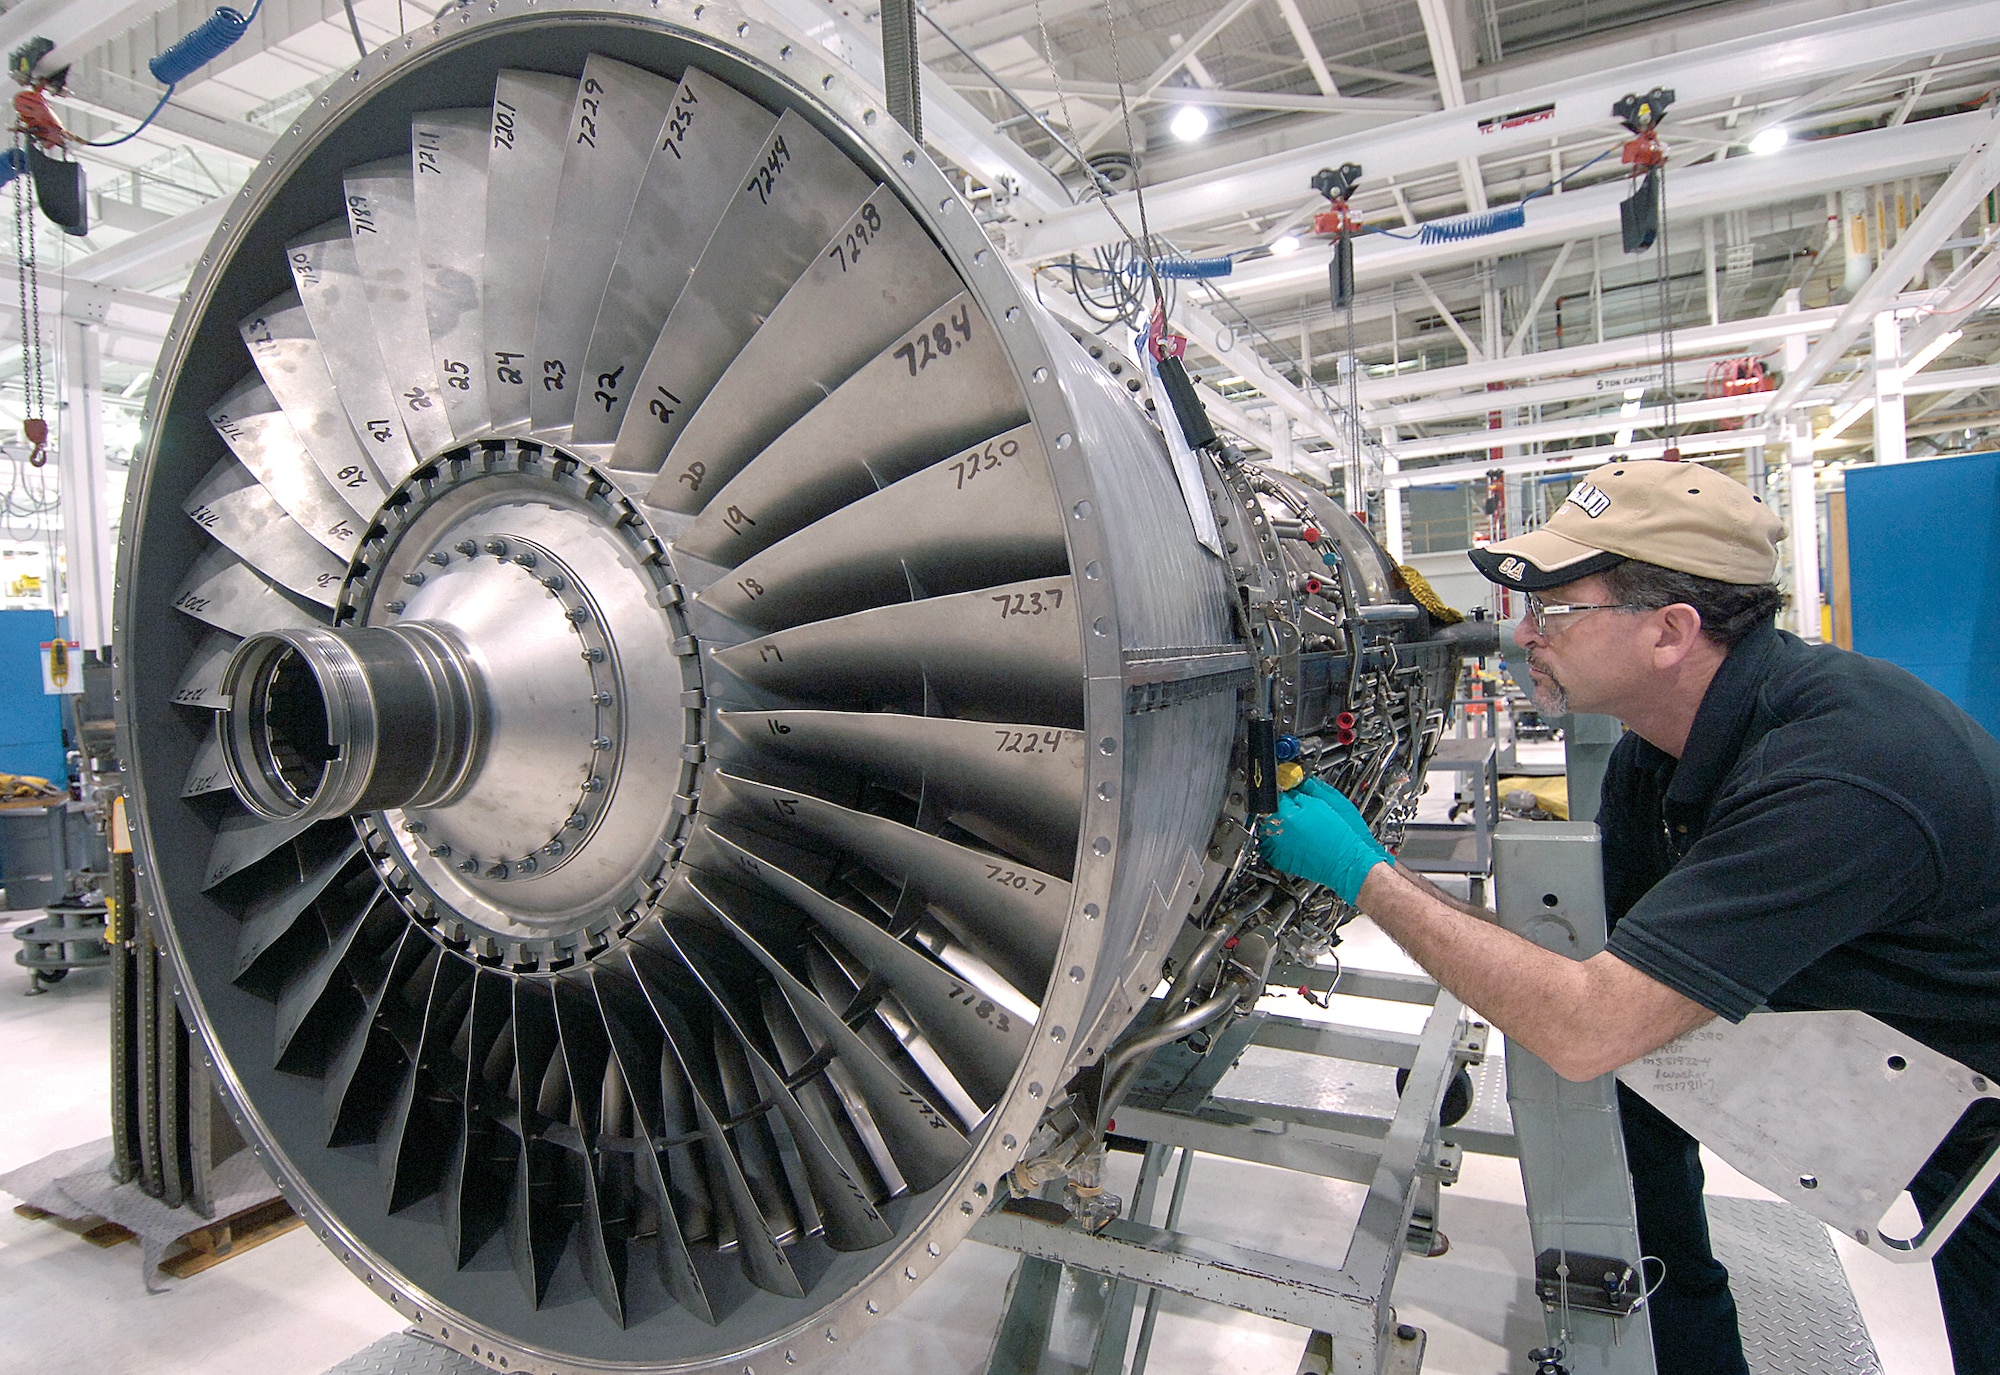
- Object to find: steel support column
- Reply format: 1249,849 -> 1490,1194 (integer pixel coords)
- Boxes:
1786,428 -> 1822,643
1495,822 -> 1657,1375
1871,311 -> 1908,467
1383,449 -> 1404,560
59,321 -> 115,655
1776,292 -> 1823,642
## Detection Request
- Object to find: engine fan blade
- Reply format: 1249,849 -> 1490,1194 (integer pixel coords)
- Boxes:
286,221 -> 422,484
631,186 -> 959,497
208,377 -> 366,560
169,630 -> 237,712
171,545 -> 325,639
483,71 -> 576,436
412,109 -> 493,442
183,457 -> 346,608
344,159 -> 457,458
569,67 -> 776,446
612,111 -> 873,487
704,772 -> 1067,999
707,577 -> 1083,728
692,822 -> 1029,1108
527,55 -> 680,440
669,295 -> 1025,566
713,710 -> 1082,877
694,424 -> 1060,631
239,293 -> 389,512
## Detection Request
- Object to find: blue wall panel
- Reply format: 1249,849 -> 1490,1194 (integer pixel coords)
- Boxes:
1845,451 -> 2000,736
0,609 -> 65,784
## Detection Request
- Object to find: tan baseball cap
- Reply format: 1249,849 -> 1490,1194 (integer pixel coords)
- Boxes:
1468,460 -> 1784,592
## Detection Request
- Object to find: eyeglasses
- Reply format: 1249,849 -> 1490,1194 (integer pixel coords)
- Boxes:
1524,595 -> 1650,636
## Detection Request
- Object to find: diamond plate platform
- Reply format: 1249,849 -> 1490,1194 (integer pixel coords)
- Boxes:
1455,1037 -> 1516,1145
1706,1196 -> 1882,1375
322,1332 -> 487,1375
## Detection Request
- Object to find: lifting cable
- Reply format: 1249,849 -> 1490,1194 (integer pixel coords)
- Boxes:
13,137 -> 46,466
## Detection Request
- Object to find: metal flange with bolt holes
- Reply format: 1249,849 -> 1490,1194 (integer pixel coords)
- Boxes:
113,3 -> 1226,1372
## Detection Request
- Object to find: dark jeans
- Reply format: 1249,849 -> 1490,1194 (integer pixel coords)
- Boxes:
1618,1084 -> 1750,1375
1621,1084 -> 2000,1375
1908,1098 -> 2000,1375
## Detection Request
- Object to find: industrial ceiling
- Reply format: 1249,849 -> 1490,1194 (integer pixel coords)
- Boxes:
3,0 -> 1998,530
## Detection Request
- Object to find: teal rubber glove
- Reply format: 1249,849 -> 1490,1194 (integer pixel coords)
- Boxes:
1294,775 -> 1380,847
1259,788 -> 1393,904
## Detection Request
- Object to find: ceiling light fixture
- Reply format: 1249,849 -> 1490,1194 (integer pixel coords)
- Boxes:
1748,126 -> 1789,156
1170,105 -> 1210,142
1270,232 -> 1302,256
1902,328 -> 1964,380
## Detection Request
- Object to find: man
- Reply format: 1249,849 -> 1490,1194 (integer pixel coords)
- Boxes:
1261,459 -> 2000,1374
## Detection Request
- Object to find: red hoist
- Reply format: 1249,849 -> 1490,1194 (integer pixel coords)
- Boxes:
1613,87 -> 1672,254
1613,87 -> 1685,459
1310,162 -> 1363,310
1707,357 -> 1774,429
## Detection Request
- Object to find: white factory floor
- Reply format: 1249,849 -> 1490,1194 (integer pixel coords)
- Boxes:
0,807 -> 1958,1375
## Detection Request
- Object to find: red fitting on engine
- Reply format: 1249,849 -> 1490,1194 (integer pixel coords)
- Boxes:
1144,308 -> 1187,362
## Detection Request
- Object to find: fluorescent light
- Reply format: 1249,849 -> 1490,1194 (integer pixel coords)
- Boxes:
1748,127 -> 1789,156
1821,398 -> 1874,443
1613,388 -> 1644,446
1269,232 -> 1302,257
1170,105 -> 1210,142
1902,328 -> 1964,380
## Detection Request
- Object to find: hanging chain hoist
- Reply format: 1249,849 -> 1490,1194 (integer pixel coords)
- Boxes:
1309,163 -> 1368,514
1615,86 -> 1681,458
10,121 -> 47,466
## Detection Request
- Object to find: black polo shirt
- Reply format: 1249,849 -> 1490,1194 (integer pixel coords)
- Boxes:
1599,623 -> 2000,1080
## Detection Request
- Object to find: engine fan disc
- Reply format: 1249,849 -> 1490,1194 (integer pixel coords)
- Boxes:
116,4 -> 1242,1371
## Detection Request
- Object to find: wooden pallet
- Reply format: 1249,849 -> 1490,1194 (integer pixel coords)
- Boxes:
158,1196 -> 303,1277
13,1194 -> 303,1277
13,1203 -> 137,1248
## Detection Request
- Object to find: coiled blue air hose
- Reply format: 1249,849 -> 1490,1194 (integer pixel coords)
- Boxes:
78,2 -> 264,148
149,5 -> 259,85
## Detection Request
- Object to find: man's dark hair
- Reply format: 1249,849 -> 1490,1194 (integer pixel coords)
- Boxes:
1599,559 -> 1786,649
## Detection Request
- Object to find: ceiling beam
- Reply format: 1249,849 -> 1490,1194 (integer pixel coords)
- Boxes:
0,0 -> 119,57
1409,272 -> 1484,363
1391,389 -> 1822,460
33,0 -> 186,77
1360,301 -> 1865,405
1272,0 -> 1338,98
53,66 -> 271,161
1762,103 -> 2000,417
915,0 -> 1104,61
1817,241 -> 2000,416
1071,0 -> 1261,158
1504,241 -> 1574,357
1907,360 -> 2000,398
1728,62 -> 1902,157
1172,295 -> 1367,459
1210,110 -> 1989,304
1011,0 -> 2000,259
0,260 -> 175,342
1393,429 -> 1762,487
1411,0 -> 1486,213
754,0 -> 1071,214
935,72 -> 1436,117
69,197 -> 227,288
